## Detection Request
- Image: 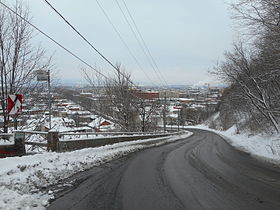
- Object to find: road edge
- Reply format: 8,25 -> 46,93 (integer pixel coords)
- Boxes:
185,127 -> 280,168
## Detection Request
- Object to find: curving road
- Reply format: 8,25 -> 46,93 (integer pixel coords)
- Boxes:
48,129 -> 280,210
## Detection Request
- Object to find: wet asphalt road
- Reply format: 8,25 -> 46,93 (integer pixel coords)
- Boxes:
48,129 -> 280,210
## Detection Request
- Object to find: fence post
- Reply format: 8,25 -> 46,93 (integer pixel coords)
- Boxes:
47,131 -> 59,152
14,131 -> 26,156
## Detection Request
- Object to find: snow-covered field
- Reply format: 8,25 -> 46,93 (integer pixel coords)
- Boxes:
0,132 -> 192,210
187,125 -> 280,165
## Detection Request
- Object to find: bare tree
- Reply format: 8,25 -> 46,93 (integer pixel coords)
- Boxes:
83,64 -> 165,132
139,99 -> 160,132
83,64 -> 142,131
0,2 -> 52,132
81,67 -> 110,119
215,42 -> 280,133
212,0 -> 280,134
231,0 -> 280,35
104,65 -> 141,131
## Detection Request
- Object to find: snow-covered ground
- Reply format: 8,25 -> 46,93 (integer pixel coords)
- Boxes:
187,125 -> 280,165
0,132 -> 192,210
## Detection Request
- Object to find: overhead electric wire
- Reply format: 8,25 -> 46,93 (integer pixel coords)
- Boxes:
43,0 -> 140,87
43,0 -> 119,73
0,0 -> 169,133
0,1 -> 107,80
121,0 -> 168,86
43,0 -> 167,88
114,0 -> 165,87
1,1 -> 169,131
0,0 -> 150,105
94,0 -> 157,87
118,0 -> 168,86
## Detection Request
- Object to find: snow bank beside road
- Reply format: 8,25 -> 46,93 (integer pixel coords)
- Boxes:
0,132 -> 192,210
187,125 -> 280,164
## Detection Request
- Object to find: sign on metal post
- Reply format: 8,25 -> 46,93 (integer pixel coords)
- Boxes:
36,69 -> 52,129
36,70 -> 49,81
8,94 -> 23,115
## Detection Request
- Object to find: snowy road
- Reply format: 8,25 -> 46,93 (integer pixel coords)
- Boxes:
48,129 -> 280,210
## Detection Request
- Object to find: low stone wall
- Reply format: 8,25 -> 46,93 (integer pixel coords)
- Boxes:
58,134 -> 169,152
1,131 -> 179,156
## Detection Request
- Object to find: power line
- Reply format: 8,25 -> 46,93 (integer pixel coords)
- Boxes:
43,0 -> 167,88
43,0 -> 117,72
95,0 -> 157,87
0,1 -> 168,133
0,1 -> 107,80
122,0 -> 168,86
118,0 -> 168,86
43,0 -> 138,87
0,1 -> 149,103
114,0 -> 165,86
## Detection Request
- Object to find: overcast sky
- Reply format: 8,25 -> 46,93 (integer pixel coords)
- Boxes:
11,0 -> 235,86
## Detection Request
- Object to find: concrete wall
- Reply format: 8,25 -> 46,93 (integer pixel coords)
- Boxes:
58,134 -> 169,152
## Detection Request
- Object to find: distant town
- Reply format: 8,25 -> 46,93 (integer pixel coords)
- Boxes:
0,84 -> 223,134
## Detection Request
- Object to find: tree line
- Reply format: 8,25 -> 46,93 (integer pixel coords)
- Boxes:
214,0 -> 280,134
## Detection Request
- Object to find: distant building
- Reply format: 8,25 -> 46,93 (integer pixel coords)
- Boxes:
159,91 -> 180,98
134,90 -> 159,100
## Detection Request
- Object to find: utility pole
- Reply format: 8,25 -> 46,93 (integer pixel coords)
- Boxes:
36,70 -> 52,130
205,83 -> 210,117
47,70 -> 52,130
141,100 -> 145,132
163,92 -> 167,133
177,108 -> 180,131
176,106 -> 182,132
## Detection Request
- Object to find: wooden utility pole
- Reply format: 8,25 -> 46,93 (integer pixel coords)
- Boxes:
163,92 -> 167,133
47,70 -> 52,130
177,108 -> 180,131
